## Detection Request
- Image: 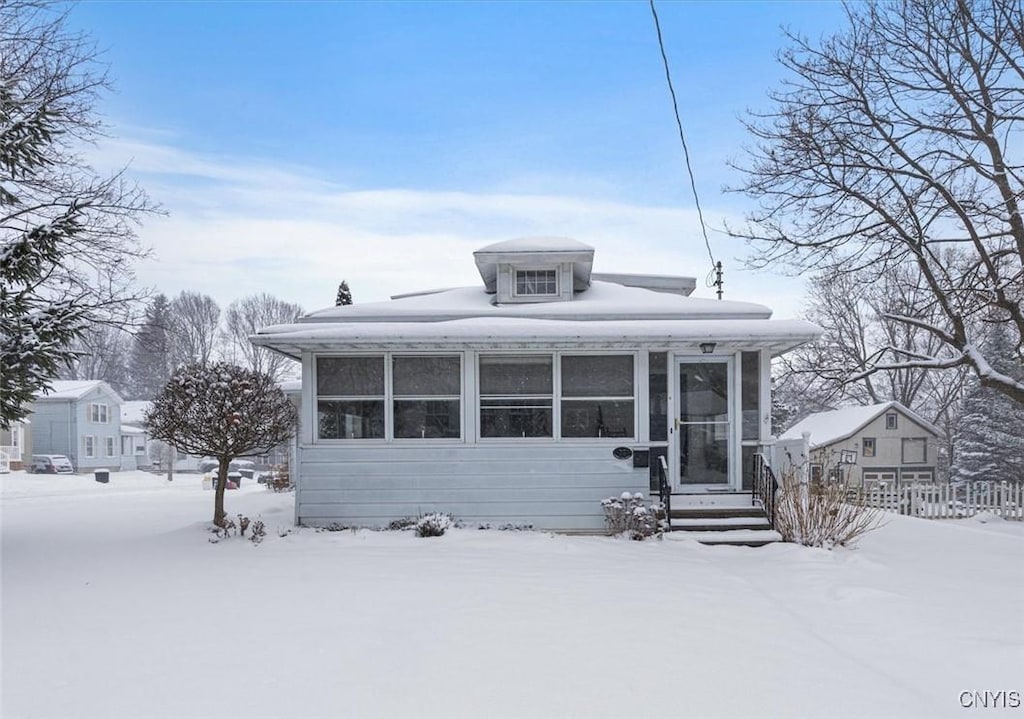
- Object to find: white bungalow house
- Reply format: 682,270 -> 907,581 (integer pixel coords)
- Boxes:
252,238 -> 822,532
778,401 -> 942,486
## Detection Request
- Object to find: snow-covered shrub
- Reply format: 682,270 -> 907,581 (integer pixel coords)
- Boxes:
207,514 -> 267,544
387,517 -> 417,531
498,522 -> 534,531
249,519 -> 266,544
601,492 -> 660,540
415,513 -> 454,538
775,470 -> 884,548
316,522 -> 351,532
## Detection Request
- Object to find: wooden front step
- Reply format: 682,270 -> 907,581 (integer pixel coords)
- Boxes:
660,503 -> 781,546
668,506 -> 766,520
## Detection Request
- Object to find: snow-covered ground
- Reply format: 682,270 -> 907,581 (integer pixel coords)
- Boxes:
3,470 -> 1022,719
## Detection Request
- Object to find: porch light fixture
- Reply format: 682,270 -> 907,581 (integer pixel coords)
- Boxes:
699,342 -> 716,354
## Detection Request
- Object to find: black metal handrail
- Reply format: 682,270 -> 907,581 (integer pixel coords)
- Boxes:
752,453 -> 778,530
658,455 -> 671,531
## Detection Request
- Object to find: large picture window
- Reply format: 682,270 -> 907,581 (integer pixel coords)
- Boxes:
479,355 -> 553,438
393,356 -> 461,438
316,355 -> 462,440
316,356 -> 386,439
560,355 -> 634,438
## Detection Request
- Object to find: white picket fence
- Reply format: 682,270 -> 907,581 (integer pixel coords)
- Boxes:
849,481 -> 1024,520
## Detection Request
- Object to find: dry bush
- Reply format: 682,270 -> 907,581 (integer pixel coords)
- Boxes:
775,470 -> 884,548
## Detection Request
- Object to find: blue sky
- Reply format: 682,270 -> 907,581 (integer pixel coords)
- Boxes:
70,1 -> 847,316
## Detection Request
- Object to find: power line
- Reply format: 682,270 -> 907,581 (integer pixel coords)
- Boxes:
648,0 -> 722,298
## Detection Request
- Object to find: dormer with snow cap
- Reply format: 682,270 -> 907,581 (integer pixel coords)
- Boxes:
473,236 -> 595,304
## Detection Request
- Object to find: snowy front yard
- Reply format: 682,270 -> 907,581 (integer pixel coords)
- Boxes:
3,471 -> 1022,719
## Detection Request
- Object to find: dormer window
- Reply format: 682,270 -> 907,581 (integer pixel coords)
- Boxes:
515,269 -> 558,297
473,237 -> 594,305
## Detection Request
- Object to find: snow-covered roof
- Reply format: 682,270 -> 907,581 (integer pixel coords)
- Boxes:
302,281 -> 770,323
37,380 -> 121,403
779,401 -> 940,448
251,241 -> 822,358
120,423 -> 147,436
253,316 -> 821,358
121,401 -> 152,425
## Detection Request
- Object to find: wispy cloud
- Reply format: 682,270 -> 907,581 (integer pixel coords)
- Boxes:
88,135 -> 807,318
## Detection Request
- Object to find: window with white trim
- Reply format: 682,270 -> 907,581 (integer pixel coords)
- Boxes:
560,355 -> 634,438
514,269 -> 558,297
315,355 -> 462,440
479,355 -> 553,438
89,403 -> 109,424
84,435 -> 96,458
885,413 -> 898,430
105,436 -> 116,457
316,356 -> 385,439
392,356 -> 461,439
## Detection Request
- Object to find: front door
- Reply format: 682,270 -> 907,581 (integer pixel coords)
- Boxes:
675,359 -> 733,491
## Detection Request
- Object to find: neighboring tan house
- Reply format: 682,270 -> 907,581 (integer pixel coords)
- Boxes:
251,237 -> 822,530
0,419 -> 32,472
29,380 -> 126,472
778,401 -> 942,486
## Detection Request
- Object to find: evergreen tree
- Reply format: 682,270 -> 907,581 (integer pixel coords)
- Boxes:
127,294 -> 173,400
0,1 -> 152,427
952,323 -> 1024,482
335,280 -> 353,307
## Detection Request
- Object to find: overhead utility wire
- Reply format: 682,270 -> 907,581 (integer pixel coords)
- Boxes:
648,0 -> 723,298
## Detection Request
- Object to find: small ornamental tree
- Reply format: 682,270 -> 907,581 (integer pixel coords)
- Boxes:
146,362 -> 298,526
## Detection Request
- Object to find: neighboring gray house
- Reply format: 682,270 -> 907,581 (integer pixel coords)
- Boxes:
252,238 -> 822,531
778,401 -> 942,486
30,381 -> 125,472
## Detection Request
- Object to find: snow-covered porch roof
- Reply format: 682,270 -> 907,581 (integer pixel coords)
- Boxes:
253,316 -> 821,359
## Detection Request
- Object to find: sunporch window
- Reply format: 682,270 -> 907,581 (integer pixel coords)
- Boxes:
316,355 -> 462,440
316,356 -> 386,439
479,355 -> 553,438
392,356 -> 461,439
560,355 -> 634,438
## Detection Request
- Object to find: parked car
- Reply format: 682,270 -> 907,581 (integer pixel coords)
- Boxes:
29,454 -> 75,474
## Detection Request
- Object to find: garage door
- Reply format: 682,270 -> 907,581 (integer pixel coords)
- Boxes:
863,470 -> 897,483
900,469 -> 934,483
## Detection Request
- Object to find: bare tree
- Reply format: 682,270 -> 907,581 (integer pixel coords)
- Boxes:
168,291 -> 220,368
778,264 -> 968,425
146,362 -> 298,526
57,323 -> 132,396
224,293 -> 302,382
0,1 -> 154,426
731,0 -> 1024,404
